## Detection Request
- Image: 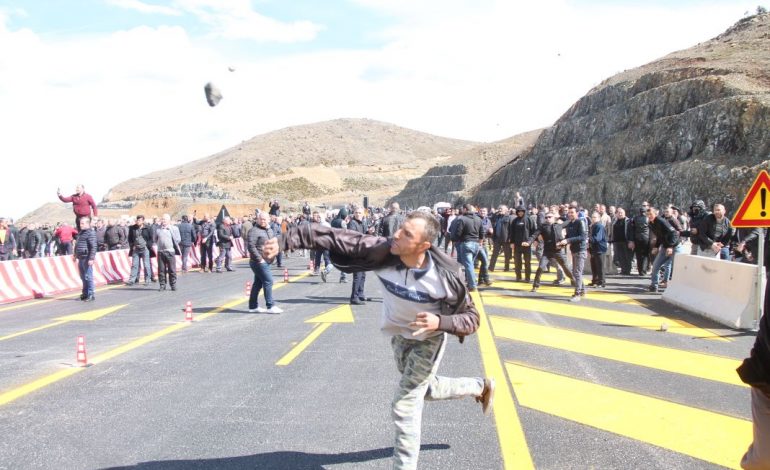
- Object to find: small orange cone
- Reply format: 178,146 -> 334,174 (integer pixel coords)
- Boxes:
283,268 -> 289,283
185,300 -> 192,310
76,335 -> 88,367
245,281 -> 252,297
185,305 -> 194,322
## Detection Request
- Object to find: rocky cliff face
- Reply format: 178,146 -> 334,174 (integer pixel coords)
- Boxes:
389,130 -> 542,208
470,13 -> 770,212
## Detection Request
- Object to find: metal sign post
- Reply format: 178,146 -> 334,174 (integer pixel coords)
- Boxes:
755,227 -> 765,331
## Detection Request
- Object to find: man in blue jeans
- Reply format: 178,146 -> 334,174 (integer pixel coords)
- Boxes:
451,204 -> 483,291
74,217 -> 97,301
647,206 -> 685,293
246,212 -> 283,314
126,215 -> 155,285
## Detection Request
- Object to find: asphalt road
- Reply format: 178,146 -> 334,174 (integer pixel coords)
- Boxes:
0,255 -> 758,470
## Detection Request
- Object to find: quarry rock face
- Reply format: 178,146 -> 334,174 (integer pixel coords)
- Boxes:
469,13 -> 770,212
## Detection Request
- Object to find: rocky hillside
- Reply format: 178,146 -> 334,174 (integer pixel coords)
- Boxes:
388,129 -> 543,208
470,13 -> 770,211
104,118 -> 480,211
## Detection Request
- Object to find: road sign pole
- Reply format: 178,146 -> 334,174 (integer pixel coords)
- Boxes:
755,227 -> 765,331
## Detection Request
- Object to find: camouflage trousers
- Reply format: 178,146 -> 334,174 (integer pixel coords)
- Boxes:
391,333 -> 484,470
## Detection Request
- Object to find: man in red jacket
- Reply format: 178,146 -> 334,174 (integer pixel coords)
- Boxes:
57,184 -> 98,228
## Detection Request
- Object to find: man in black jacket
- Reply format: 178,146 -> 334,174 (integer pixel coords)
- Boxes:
74,217 -> 97,301
529,212 -> 573,292
451,204 -> 483,291
178,215 -> 196,272
379,202 -> 404,238
696,203 -> 733,260
24,223 -> 43,258
612,208 -> 633,275
489,205 -> 512,272
628,206 -> 651,276
246,212 -> 283,314
262,210 -> 494,470
126,215 -> 155,285
216,217 -> 234,272
510,206 -> 537,282
104,219 -> 125,250
348,207 -> 369,305
559,207 -> 587,302
646,207 -> 684,293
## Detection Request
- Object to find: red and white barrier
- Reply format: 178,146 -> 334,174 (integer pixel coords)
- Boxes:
0,242 -> 250,305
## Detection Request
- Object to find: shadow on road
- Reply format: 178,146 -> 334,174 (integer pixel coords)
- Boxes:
101,444 -> 450,469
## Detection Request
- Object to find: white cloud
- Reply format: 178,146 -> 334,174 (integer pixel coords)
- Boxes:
0,1 -> 760,219
106,0 -> 181,16
174,0 -> 324,42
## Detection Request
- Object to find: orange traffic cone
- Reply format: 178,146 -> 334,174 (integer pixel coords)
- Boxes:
185,305 -> 194,322
76,335 -> 88,367
185,300 -> 192,310
283,268 -> 289,283
245,281 -> 252,297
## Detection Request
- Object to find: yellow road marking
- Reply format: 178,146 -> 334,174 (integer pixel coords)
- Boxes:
473,292 -> 535,470
0,285 -> 122,313
306,304 -> 354,323
490,316 -> 745,387
490,279 -> 641,305
482,294 -> 725,341
1,305 -> 128,342
505,362 -> 751,469
276,323 -> 333,366
0,270 -> 310,406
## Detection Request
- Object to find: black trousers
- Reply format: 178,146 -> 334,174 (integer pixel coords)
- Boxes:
513,243 -> 532,280
590,252 -> 604,284
351,271 -> 366,301
533,251 -> 573,287
489,240 -> 512,271
157,250 -> 177,287
613,241 -> 633,274
200,241 -> 214,270
633,240 -> 650,275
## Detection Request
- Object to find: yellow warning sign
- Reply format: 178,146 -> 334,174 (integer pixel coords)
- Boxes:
732,170 -> 770,228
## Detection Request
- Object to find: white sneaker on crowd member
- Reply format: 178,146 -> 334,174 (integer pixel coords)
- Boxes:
267,306 -> 283,314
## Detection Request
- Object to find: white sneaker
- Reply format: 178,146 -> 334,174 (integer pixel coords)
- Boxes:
266,306 -> 283,314
249,307 -> 268,313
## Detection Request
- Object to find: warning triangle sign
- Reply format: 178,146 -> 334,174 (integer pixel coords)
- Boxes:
732,170 -> 770,228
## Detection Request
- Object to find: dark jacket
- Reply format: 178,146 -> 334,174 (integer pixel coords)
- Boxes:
629,212 -> 650,243
509,214 -> 536,244
128,224 -> 154,257
96,226 -> 107,251
379,212 -> 404,238
247,225 -> 274,263
217,224 -> 233,248
280,223 -> 479,340
104,224 -> 124,248
589,223 -> 608,254
198,221 -> 216,244
451,213 -> 481,243
697,214 -> 733,250
75,228 -> 97,260
612,217 -> 630,243
0,229 -> 15,256
25,229 -> 43,253
738,271 -> 770,394
564,218 -> 587,253
178,222 -> 196,247
649,216 -> 681,248
530,222 -> 565,255
348,218 -> 367,235
492,213 -> 512,244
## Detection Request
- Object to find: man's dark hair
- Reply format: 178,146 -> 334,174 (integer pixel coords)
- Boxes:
406,211 -> 440,244
181,215 -> 189,223
136,215 -> 145,221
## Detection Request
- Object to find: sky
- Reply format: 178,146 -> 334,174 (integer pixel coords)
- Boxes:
0,0 -> 763,219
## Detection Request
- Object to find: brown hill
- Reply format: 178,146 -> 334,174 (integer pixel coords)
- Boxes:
103,118 -> 480,212
468,12 -> 770,210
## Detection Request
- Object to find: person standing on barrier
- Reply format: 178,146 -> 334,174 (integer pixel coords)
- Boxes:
0,218 -> 15,261
154,214 -> 181,291
261,210 -> 494,470
74,216 -> 96,301
57,184 -> 98,229
126,215 -> 155,285
559,207 -> 587,302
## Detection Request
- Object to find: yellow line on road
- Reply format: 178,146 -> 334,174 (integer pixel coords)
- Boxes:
490,279 -> 641,305
275,323 -> 332,366
505,362 -> 750,469
482,294 -> 725,341
473,291 -> 535,470
0,320 -> 69,342
0,270 -> 310,406
490,316 -> 745,387
0,285 -> 122,313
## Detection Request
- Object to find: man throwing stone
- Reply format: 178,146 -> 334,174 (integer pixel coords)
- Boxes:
262,210 -> 494,470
